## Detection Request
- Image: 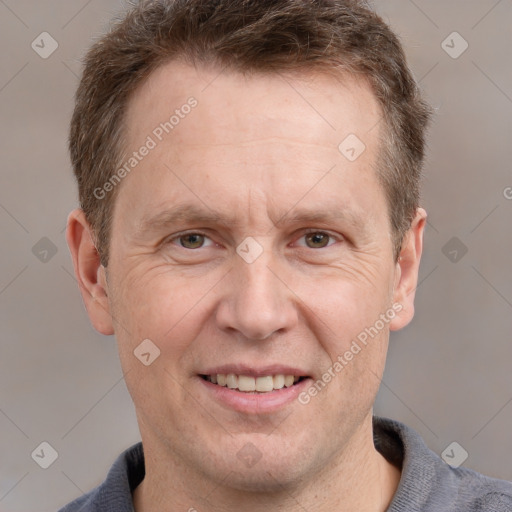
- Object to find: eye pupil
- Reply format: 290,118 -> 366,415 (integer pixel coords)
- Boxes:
180,234 -> 204,249
306,233 -> 329,248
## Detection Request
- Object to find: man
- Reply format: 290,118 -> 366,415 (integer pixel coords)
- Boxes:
60,0 -> 512,511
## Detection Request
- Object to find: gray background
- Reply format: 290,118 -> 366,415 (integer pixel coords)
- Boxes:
0,1 -> 511,510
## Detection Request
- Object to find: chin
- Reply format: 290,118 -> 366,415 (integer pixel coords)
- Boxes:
209,464 -> 305,494
195,434 -> 314,493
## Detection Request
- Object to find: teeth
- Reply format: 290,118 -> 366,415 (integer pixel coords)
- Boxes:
273,374 -> 285,389
226,373 -> 237,389
205,374 -> 302,392
255,376 -> 274,392
238,375 -> 255,392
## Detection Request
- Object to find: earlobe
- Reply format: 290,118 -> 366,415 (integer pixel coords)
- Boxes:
389,208 -> 427,332
66,209 -> 115,335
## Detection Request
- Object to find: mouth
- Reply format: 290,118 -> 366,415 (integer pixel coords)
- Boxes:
199,373 -> 308,393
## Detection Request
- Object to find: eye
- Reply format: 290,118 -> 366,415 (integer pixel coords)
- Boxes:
297,231 -> 338,249
169,232 -> 214,249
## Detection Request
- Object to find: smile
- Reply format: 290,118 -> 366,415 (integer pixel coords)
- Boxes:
200,374 -> 305,393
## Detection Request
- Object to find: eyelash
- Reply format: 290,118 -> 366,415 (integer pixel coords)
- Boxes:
166,229 -> 342,249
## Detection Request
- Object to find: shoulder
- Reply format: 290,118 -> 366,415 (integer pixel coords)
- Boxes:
472,490 -> 512,510
373,417 -> 512,512
57,442 -> 144,512
58,491 -> 95,512
452,465 -> 512,511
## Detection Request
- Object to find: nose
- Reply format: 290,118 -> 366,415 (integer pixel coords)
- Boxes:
215,245 -> 298,341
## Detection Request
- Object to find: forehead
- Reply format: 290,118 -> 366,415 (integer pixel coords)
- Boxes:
115,60 -> 387,236
123,59 -> 382,153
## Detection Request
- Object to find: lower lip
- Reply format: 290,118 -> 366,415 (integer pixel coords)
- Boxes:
198,376 -> 312,414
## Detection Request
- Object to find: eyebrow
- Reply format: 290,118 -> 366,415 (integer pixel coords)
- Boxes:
276,208 -> 366,232
133,203 -> 367,238
134,204 -> 239,237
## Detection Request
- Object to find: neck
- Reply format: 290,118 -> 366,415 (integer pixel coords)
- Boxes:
133,413 -> 401,512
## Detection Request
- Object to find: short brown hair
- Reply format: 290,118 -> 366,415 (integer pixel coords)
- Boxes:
70,0 -> 432,266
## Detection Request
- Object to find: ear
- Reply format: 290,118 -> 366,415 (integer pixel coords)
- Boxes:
389,207 -> 427,331
66,208 -> 114,335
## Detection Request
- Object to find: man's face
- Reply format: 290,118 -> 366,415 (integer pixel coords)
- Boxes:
85,62 -> 419,489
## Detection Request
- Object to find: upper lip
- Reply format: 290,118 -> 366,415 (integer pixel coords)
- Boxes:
199,364 -> 310,378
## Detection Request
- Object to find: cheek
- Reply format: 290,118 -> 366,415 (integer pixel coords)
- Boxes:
297,271 -> 392,392
313,327 -> 389,420
297,270 -> 391,337
110,267 -> 212,363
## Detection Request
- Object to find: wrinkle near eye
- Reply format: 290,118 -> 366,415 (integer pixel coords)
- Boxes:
334,246 -> 389,291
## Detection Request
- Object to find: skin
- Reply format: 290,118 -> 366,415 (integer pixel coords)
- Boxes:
67,60 -> 426,511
